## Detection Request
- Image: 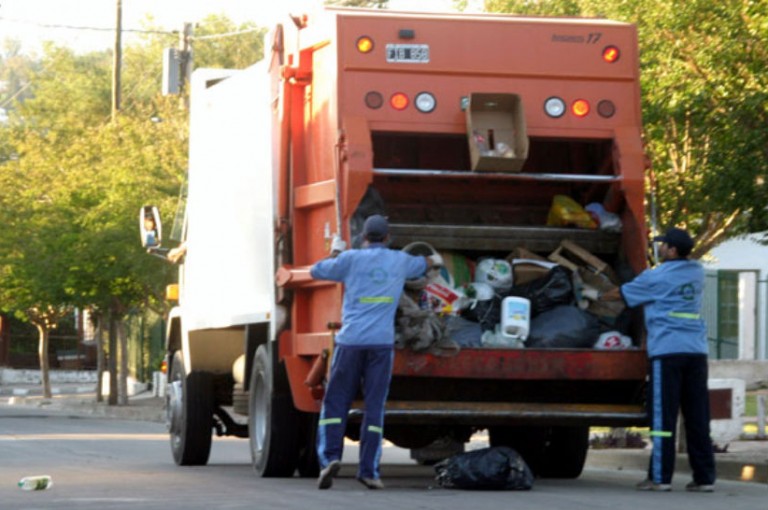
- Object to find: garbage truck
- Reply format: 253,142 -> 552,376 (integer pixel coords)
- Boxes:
148,7 -> 651,479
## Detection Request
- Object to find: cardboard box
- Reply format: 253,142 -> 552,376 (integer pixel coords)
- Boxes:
466,93 -> 529,172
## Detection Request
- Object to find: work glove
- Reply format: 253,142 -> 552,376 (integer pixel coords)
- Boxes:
330,235 -> 347,255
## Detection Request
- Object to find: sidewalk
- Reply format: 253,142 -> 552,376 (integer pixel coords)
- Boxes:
1,382 -> 766,485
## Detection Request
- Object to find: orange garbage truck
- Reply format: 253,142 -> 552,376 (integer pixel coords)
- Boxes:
151,7 -> 650,480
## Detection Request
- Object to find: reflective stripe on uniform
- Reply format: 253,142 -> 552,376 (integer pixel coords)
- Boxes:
319,417 -> 343,426
367,425 -> 383,434
359,297 -> 394,304
668,312 -> 701,319
648,430 -> 673,438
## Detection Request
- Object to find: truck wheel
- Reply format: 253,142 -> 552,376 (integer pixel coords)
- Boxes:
168,351 -> 214,466
537,426 -> 589,479
296,411 -> 320,477
488,425 -> 546,475
249,345 -> 299,477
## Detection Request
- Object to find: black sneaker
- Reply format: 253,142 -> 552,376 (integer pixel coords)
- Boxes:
685,481 -> 714,492
317,460 -> 341,490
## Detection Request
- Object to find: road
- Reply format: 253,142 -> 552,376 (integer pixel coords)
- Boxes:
1,407 -> 765,510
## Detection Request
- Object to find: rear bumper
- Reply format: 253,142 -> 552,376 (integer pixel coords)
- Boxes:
349,400 -> 647,427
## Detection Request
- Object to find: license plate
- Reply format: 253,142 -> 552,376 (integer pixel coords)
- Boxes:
386,44 -> 430,63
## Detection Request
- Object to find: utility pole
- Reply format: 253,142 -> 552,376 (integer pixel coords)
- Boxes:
179,22 -> 193,107
111,0 -> 122,120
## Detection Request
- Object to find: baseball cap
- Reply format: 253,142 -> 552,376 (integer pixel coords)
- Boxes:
362,214 -> 389,241
653,227 -> 694,256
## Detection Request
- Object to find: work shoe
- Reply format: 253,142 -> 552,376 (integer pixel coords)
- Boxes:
358,477 -> 385,490
317,460 -> 341,490
635,479 -> 671,491
685,481 -> 714,492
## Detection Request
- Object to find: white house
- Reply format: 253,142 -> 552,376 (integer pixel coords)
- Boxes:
704,232 -> 768,361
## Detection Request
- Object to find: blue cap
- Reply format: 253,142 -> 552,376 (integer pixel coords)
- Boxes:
362,214 -> 389,241
653,227 -> 694,256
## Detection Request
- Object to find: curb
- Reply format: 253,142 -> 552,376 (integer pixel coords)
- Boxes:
586,447 -> 768,484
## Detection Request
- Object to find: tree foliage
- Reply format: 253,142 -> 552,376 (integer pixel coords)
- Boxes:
0,14 -> 265,392
485,0 -> 768,256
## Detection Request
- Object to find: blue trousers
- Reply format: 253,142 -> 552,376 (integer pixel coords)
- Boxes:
316,344 -> 394,480
647,354 -> 716,485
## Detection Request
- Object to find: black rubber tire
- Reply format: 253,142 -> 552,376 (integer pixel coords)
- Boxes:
249,345 -> 300,477
168,351 -> 214,466
296,411 -> 320,478
537,426 -> 590,479
488,425 -> 547,475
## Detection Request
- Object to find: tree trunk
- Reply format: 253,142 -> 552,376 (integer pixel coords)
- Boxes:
108,312 -> 118,406
35,323 -> 52,399
95,314 -> 105,403
117,319 -> 128,405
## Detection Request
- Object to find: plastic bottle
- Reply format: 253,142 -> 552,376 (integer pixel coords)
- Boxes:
18,475 -> 53,491
500,296 -> 531,342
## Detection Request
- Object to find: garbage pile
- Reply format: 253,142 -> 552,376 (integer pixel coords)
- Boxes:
394,239 -> 635,354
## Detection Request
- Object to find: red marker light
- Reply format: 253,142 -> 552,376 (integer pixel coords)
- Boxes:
602,45 -> 620,63
572,99 -> 590,117
390,93 -> 409,110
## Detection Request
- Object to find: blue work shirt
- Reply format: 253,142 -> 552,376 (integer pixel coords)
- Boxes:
310,244 -> 427,347
620,259 -> 708,358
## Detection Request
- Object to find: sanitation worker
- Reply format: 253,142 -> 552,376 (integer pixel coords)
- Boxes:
310,214 -> 437,490
602,227 -> 716,492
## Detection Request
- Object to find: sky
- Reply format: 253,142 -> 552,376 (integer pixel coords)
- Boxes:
0,0 -> 466,54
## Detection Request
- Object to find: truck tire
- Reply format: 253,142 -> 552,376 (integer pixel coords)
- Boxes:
168,351 -> 214,466
296,411 -> 320,477
249,345 -> 300,477
488,425 -> 547,475
536,426 -> 589,479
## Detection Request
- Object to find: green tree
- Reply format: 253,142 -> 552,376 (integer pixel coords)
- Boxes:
485,0 -> 768,256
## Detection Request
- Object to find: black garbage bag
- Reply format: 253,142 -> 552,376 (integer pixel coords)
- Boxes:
506,266 -> 574,316
461,295 -> 502,332
526,305 -> 601,348
434,446 -> 534,490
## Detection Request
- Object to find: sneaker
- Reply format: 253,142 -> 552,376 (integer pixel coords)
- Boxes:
685,481 -> 714,492
317,460 -> 341,490
636,479 -> 671,492
357,477 -> 385,490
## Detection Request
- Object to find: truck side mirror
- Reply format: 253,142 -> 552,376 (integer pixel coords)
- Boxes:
140,205 -> 162,248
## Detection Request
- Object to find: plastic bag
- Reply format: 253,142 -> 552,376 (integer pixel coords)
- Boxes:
526,305 -> 601,348
506,266 -> 574,316
594,330 -> 633,349
434,446 -> 534,490
546,195 -> 597,229
585,203 -> 622,233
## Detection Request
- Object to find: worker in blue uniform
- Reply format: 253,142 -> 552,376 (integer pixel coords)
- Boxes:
310,215 -> 437,490
603,227 -> 716,492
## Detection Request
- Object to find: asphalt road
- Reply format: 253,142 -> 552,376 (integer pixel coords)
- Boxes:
1,407 -> 765,510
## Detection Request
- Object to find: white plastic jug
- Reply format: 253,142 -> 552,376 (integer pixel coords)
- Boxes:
500,296 -> 530,341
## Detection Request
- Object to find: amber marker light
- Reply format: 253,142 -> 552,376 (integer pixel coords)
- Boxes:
356,36 -> 374,53
365,91 -> 384,109
572,99 -> 590,117
602,45 -> 620,63
390,92 -> 409,110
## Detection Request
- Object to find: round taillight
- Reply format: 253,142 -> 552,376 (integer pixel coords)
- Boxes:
597,100 -> 616,118
365,91 -> 383,109
602,45 -> 620,63
544,97 -> 566,118
414,92 -> 436,113
356,36 -> 374,54
572,99 -> 590,117
390,93 -> 409,110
